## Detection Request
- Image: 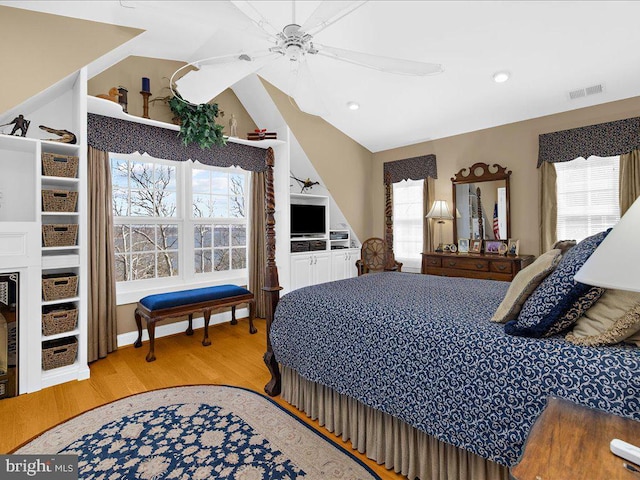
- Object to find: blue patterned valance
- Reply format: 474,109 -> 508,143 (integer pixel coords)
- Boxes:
538,117 -> 640,167
88,114 -> 268,172
383,154 -> 437,184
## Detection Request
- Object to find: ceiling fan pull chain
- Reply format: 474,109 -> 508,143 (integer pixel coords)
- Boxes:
292,0 -> 296,24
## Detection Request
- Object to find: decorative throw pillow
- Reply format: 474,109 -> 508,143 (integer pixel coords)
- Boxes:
552,239 -> 577,255
543,286 -> 605,336
491,249 -> 562,323
505,229 -> 610,338
565,290 -> 640,347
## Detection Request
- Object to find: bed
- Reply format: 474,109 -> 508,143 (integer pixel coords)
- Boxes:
267,272 -> 640,479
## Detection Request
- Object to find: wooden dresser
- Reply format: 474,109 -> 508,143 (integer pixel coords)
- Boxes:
421,251 -> 534,281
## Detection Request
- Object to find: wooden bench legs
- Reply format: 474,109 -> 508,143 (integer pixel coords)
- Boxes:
134,299 -> 256,362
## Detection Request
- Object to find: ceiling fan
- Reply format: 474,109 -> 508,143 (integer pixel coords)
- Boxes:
171,1 -> 443,116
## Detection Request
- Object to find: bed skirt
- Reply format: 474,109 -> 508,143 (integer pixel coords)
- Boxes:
281,366 -> 509,480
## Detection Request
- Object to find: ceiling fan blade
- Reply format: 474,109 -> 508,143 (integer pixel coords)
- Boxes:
298,1 -> 368,37
174,51 -> 280,105
315,43 -> 444,76
229,0 -> 281,42
288,59 -> 329,117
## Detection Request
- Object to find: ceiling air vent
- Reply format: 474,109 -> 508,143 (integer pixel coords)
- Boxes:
568,83 -> 605,100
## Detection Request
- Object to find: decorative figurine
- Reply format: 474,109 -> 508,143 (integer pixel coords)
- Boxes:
0,114 -> 31,137
39,125 -> 77,144
96,87 -> 121,103
290,173 -> 320,193
229,114 -> 238,137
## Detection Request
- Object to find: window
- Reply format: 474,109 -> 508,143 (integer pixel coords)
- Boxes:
393,179 -> 423,271
192,167 -> 247,273
112,156 -> 179,282
111,153 -> 249,295
555,155 -> 620,242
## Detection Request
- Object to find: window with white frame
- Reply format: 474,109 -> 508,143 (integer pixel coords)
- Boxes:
555,155 -> 620,243
192,167 -> 247,273
111,153 -> 248,288
392,179 -> 423,271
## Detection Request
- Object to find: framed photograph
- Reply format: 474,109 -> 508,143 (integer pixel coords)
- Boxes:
458,238 -> 470,253
449,243 -> 458,253
498,243 -> 508,255
470,239 -> 482,253
508,238 -> 520,256
484,240 -> 506,255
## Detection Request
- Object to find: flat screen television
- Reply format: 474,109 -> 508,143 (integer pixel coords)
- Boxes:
290,204 -> 326,236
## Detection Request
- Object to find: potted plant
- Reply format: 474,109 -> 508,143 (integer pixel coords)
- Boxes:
150,81 -> 226,149
168,95 -> 226,149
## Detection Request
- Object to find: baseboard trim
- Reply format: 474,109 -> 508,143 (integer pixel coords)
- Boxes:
117,308 -> 249,348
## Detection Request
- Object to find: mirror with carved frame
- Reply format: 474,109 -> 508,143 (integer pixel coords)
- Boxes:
451,162 -> 511,244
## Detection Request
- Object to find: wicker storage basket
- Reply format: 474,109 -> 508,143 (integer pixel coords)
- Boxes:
42,189 -> 78,212
42,224 -> 78,247
42,337 -> 78,370
42,153 -> 78,178
42,273 -> 78,301
42,304 -> 78,336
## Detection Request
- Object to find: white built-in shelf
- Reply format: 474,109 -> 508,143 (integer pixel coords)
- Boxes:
42,246 -> 79,252
87,95 -> 285,150
40,361 -> 84,388
42,329 -> 80,342
41,212 -> 79,217
291,193 -> 328,200
42,296 -> 80,307
41,176 -> 80,187
41,141 -> 80,154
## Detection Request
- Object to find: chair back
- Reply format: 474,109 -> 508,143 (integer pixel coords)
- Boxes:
360,237 -> 386,272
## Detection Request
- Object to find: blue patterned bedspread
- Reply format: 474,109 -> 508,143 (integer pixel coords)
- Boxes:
271,273 -> 640,466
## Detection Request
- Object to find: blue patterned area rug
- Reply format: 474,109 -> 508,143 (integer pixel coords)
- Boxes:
16,385 -> 380,479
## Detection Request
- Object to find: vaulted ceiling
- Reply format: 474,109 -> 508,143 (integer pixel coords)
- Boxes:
5,1 -> 640,152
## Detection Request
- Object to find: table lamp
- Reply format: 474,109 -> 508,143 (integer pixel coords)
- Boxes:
573,194 -> 640,466
426,200 -> 454,252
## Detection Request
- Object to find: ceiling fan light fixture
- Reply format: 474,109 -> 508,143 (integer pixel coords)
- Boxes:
493,71 -> 510,83
347,101 -> 360,111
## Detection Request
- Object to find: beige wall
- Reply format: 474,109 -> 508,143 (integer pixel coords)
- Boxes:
0,6 -> 142,114
88,56 -> 257,137
373,95 -> 640,256
89,56 -> 259,335
261,79 -> 374,241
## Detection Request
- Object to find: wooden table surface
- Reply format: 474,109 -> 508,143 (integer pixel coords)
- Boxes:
511,396 -> 640,480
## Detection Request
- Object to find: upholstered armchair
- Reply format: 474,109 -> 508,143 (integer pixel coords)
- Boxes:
355,237 -> 403,276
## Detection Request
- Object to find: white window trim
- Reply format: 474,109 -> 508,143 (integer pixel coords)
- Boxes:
111,155 -> 250,305
392,179 -> 423,272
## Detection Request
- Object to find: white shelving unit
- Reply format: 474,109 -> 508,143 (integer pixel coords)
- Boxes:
0,69 -> 89,393
288,194 -> 359,289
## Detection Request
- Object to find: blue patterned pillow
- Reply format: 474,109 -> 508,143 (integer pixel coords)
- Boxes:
505,230 -> 610,338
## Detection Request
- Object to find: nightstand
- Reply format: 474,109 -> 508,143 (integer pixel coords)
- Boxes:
510,396 -> 640,479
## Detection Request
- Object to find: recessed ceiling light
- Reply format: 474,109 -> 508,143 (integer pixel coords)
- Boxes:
347,101 -> 360,110
493,71 -> 510,83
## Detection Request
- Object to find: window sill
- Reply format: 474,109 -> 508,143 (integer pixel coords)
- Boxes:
116,271 -> 248,306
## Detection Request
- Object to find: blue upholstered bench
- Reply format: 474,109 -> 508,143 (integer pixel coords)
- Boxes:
134,284 -> 256,362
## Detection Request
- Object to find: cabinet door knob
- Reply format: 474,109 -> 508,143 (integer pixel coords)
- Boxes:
497,264 -> 507,271
448,261 -> 457,267
475,263 -> 484,269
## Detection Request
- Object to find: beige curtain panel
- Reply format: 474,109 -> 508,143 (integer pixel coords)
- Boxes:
249,171 -> 267,318
423,177 -> 435,253
619,148 -> 640,216
87,146 -> 118,362
538,161 -> 557,254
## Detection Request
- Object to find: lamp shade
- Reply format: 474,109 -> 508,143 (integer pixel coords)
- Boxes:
574,195 -> 640,291
426,200 -> 454,220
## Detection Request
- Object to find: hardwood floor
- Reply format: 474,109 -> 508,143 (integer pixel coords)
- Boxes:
1,318 -> 405,479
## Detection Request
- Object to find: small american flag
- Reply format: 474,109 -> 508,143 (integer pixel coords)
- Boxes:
493,203 -> 500,239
